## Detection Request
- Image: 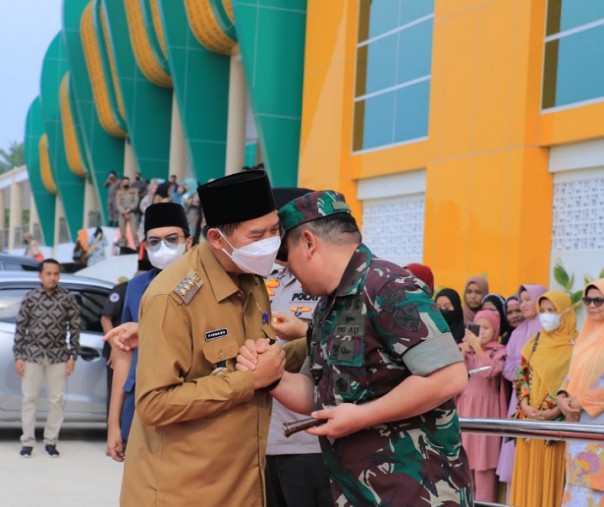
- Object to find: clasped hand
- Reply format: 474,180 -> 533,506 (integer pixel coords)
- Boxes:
557,395 -> 581,422
236,340 -> 368,439
236,339 -> 285,389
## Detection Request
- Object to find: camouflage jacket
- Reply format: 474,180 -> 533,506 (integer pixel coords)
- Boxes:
308,244 -> 474,506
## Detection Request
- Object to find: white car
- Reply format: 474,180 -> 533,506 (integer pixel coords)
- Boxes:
0,271 -> 114,426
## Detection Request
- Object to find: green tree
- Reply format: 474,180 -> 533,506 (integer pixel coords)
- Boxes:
0,141 -> 25,173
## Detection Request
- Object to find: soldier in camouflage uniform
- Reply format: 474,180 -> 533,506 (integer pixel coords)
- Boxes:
238,190 -> 474,506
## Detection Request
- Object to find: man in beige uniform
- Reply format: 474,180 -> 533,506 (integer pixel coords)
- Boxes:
116,176 -> 140,247
120,170 -> 287,506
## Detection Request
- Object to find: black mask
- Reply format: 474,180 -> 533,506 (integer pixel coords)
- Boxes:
440,309 -> 457,325
123,185 -> 130,189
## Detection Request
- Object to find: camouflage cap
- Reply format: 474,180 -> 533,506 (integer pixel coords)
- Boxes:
278,190 -> 351,233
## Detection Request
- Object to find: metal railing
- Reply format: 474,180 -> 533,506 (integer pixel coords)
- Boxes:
460,417 -> 604,442
459,418 -> 604,507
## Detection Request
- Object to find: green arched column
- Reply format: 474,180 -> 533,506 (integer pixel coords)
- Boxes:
40,33 -> 85,240
232,0 -> 307,186
159,0 -> 230,182
63,0 -> 125,224
25,99 -> 56,245
102,0 -> 172,180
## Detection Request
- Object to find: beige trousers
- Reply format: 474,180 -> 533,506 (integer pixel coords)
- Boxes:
21,360 -> 66,446
118,212 -> 139,246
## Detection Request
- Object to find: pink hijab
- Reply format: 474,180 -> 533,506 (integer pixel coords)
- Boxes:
474,309 -> 501,344
502,284 -> 547,417
462,275 -> 490,325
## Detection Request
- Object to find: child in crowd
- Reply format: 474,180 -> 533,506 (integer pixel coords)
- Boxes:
457,309 -> 508,503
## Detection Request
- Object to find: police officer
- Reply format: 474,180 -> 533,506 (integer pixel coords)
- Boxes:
116,176 -> 140,247
238,190 -> 474,506
120,170 -> 287,506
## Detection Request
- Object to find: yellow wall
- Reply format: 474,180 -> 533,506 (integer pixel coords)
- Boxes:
299,0 -> 603,296
424,0 -> 553,294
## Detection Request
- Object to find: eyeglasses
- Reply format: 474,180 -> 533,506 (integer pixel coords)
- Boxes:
146,233 -> 185,252
582,296 -> 604,308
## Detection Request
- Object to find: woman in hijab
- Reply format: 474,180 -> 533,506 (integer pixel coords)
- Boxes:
505,296 -> 524,331
457,309 -> 507,502
557,279 -> 604,506
72,229 -> 90,266
435,288 -> 465,343
510,290 -> 577,507
404,263 -> 434,295
86,227 -> 107,266
481,293 -> 513,344
463,275 -> 489,325
496,284 -> 547,497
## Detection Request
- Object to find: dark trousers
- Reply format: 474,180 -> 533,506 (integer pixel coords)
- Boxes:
266,454 -> 333,507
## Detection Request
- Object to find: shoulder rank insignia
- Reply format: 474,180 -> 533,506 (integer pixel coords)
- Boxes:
173,270 -> 203,304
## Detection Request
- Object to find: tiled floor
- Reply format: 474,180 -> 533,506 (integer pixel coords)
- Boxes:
0,428 -> 122,506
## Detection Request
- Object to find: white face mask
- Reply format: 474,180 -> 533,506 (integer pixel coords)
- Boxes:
219,231 -> 280,277
147,242 -> 186,270
539,312 -> 561,333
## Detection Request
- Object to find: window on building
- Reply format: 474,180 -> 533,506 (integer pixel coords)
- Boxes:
353,0 -> 434,151
358,170 -> 426,266
542,0 -> 604,109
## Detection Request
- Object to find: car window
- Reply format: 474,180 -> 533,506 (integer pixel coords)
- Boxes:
0,288 -> 30,322
72,289 -> 109,334
2,262 -> 25,271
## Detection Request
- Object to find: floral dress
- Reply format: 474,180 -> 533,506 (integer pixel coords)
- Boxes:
561,375 -> 604,507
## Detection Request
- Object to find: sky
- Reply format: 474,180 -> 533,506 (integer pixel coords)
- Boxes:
0,0 -> 63,151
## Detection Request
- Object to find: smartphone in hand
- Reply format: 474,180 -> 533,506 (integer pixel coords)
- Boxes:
467,323 -> 481,336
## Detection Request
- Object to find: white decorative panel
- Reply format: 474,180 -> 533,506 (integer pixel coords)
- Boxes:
362,195 -> 425,265
551,177 -> 604,251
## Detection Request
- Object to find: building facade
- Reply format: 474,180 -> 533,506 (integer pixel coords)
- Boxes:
24,0 -> 604,295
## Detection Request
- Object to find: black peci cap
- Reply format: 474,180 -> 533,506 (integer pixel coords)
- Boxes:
198,170 -> 276,228
144,203 -> 189,237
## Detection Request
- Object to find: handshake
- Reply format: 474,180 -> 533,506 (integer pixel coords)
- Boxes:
236,339 -> 285,390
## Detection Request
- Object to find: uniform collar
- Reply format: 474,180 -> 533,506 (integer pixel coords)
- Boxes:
334,243 -> 373,298
197,241 -> 259,302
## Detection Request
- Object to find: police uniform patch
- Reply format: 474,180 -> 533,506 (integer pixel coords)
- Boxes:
205,328 -> 228,341
173,270 -> 203,304
109,293 -> 120,303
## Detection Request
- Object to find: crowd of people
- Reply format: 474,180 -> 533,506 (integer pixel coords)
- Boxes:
11,169 -> 604,506
103,171 -> 200,252
410,270 -> 604,506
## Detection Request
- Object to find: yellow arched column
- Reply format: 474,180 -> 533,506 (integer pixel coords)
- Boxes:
59,74 -> 87,178
39,134 -> 58,195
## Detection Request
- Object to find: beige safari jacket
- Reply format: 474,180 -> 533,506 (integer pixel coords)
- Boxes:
120,241 -> 277,506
